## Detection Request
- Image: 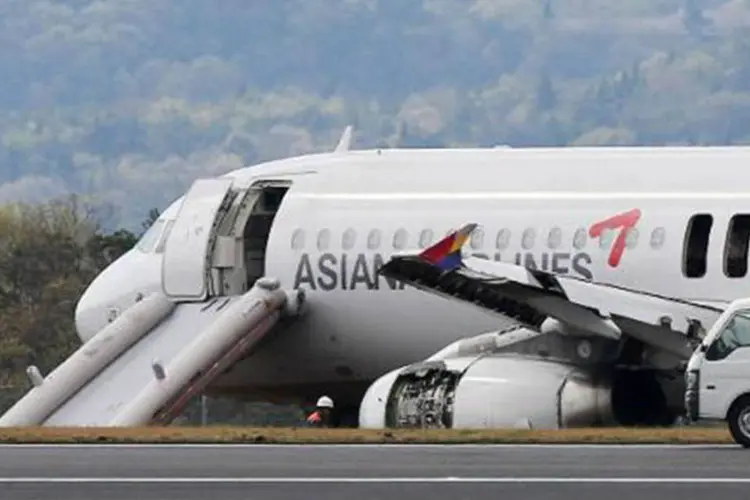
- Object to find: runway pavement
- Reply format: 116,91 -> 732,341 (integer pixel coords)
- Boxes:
0,443 -> 747,499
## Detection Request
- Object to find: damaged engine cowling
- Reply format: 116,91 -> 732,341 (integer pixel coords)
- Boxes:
358,355 -> 616,430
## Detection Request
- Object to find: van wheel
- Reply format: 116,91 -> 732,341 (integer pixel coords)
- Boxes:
727,396 -> 750,448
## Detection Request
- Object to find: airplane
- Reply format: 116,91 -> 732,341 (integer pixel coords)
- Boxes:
6,126 -> 750,429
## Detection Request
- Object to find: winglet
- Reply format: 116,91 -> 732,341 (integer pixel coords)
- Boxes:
418,223 -> 478,271
334,125 -> 354,153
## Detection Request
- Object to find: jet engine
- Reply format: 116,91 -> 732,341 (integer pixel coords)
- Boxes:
359,323 -> 681,430
359,355 -> 616,430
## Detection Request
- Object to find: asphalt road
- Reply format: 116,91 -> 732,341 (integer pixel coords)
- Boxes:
0,444 -> 747,499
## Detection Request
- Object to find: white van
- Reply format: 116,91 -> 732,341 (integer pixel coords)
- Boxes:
685,297 -> 750,447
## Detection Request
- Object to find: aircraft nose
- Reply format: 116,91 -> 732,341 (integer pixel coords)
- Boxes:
74,249 -> 165,343
74,273 -> 108,343
73,252 -> 135,343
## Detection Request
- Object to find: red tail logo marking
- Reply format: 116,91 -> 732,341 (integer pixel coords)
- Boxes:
588,209 -> 642,268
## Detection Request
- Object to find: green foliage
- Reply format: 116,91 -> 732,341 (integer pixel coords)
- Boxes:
0,196 -> 143,411
0,1 -> 749,228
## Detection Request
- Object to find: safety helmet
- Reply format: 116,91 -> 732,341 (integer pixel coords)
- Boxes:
316,395 -> 334,408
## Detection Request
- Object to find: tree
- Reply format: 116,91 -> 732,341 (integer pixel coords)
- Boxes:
0,196 -> 138,411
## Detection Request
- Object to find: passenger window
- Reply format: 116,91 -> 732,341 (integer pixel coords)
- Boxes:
418,229 -> 434,249
573,228 -> 587,249
724,214 -> 750,278
548,227 -> 562,249
682,214 -> 713,278
342,228 -> 356,250
650,227 -> 666,249
291,229 -> 305,250
367,229 -> 381,250
317,229 -> 331,251
625,227 -> 639,249
136,220 -> 165,253
393,228 -> 409,249
470,228 -> 484,250
496,229 -> 510,250
521,228 -> 536,250
706,310 -> 750,361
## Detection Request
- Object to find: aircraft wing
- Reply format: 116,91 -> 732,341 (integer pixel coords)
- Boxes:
378,224 -> 725,359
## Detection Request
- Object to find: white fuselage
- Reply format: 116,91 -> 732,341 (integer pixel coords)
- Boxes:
74,146 -> 750,405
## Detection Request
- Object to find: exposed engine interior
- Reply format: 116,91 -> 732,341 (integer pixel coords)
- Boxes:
385,368 -> 460,429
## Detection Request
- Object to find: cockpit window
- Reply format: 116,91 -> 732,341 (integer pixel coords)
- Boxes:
154,220 -> 174,254
136,220 -> 165,253
706,309 -> 750,361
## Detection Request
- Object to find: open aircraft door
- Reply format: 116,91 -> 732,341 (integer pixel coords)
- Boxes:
162,178 -> 235,302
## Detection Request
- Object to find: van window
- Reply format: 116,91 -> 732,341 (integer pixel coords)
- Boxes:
706,310 -> 750,361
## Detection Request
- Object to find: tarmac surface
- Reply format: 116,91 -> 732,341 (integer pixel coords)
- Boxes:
0,443 -> 747,499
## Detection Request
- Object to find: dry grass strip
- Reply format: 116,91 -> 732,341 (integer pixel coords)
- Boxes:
0,426 -> 733,444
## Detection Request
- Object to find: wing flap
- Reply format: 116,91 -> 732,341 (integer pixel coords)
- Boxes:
379,224 -> 724,358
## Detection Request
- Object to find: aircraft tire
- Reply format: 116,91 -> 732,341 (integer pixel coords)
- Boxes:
727,395 -> 750,448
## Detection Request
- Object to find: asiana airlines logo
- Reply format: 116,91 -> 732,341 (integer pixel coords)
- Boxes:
291,208 -> 643,291
588,208 -> 642,268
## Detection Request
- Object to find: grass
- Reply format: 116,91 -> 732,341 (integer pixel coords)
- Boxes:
0,426 -> 733,444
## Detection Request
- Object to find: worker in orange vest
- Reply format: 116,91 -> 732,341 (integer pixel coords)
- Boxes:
306,395 -> 334,427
